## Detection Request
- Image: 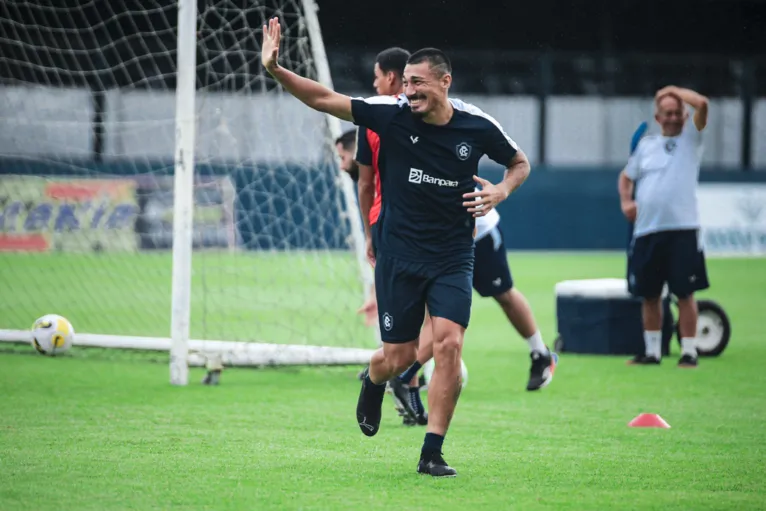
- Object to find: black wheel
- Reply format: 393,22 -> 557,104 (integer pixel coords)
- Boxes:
675,299 -> 731,357
553,335 -> 563,353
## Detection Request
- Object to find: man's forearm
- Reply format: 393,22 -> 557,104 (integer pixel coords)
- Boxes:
357,165 -> 375,238
269,65 -> 352,121
358,181 -> 374,239
499,157 -> 531,197
662,86 -> 708,111
618,171 -> 634,203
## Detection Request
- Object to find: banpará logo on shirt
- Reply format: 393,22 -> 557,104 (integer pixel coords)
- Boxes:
408,168 -> 459,188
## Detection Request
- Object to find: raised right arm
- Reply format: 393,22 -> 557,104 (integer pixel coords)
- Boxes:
261,17 -> 352,121
268,66 -> 354,122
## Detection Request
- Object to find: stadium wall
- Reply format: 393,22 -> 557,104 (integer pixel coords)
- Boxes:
2,159 -> 766,253
2,86 -> 766,167
480,165 -> 766,253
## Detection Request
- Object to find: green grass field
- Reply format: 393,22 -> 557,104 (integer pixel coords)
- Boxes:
0,251 -> 369,346
1,253 -> 765,510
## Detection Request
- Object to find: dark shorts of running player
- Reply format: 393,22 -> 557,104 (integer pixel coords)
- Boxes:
375,252 -> 473,344
472,225 -> 513,297
627,229 -> 710,299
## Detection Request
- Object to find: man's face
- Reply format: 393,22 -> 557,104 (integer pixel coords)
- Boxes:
373,62 -> 397,96
403,61 -> 450,118
335,142 -> 357,175
655,94 -> 687,137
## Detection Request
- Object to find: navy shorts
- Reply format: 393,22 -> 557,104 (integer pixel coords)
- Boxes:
473,226 -> 513,297
375,252 -> 473,344
628,229 -> 710,299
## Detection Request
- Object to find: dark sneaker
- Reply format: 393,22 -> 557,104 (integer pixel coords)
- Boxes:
356,368 -> 386,437
402,411 -> 428,427
526,348 -> 557,391
627,354 -> 661,365
388,378 -> 417,421
678,353 -> 698,368
417,451 -> 457,477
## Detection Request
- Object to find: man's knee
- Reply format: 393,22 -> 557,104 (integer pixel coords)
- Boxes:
676,294 -> 697,311
432,321 -> 464,356
493,289 -> 514,307
383,342 -> 418,372
676,292 -> 695,303
643,295 -> 662,307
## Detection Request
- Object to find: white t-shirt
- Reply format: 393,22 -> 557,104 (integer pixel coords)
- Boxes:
625,121 -> 704,238
474,187 -> 501,242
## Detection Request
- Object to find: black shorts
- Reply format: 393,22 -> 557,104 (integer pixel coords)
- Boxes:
628,229 -> 710,299
374,252 -> 473,344
473,226 -> 513,297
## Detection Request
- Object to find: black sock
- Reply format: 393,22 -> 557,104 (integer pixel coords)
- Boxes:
398,361 -> 422,383
422,432 -> 444,456
409,387 -> 425,416
364,373 -> 386,393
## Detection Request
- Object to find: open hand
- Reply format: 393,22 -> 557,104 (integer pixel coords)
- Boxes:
655,85 -> 679,101
462,175 -> 508,217
357,292 -> 378,327
261,17 -> 281,72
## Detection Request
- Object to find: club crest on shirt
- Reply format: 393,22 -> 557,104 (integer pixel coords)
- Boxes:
664,139 -> 677,154
456,142 -> 472,161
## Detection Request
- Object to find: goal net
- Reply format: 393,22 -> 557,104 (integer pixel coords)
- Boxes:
0,0 -> 377,379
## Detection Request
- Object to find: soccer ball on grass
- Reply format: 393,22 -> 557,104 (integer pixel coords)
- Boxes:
31,314 -> 74,356
422,358 -> 469,389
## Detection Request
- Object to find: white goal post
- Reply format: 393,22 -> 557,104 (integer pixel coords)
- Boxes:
0,0 -> 377,384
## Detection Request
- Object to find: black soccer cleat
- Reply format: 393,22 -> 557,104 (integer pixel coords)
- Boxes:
417,451 -> 457,477
677,353 -> 698,368
526,348 -> 557,391
403,411 -> 428,427
356,368 -> 385,437
394,399 -> 427,426
627,354 -> 661,365
388,378 -> 417,421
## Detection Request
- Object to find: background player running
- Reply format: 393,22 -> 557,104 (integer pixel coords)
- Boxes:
354,47 -> 410,323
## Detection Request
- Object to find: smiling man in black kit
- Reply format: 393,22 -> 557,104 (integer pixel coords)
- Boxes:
261,18 -> 531,477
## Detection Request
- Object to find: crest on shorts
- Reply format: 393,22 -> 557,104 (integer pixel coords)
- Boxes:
456,142 -> 472,161
664,140 -> 677,153
382,313 -> 393,332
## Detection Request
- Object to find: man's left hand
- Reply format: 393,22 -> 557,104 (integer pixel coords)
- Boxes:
462,175 -> 509,217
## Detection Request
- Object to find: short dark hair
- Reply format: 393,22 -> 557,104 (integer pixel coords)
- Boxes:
335,129 -> 356,151
375,47 -> 410,78
406,48 -> 452,77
